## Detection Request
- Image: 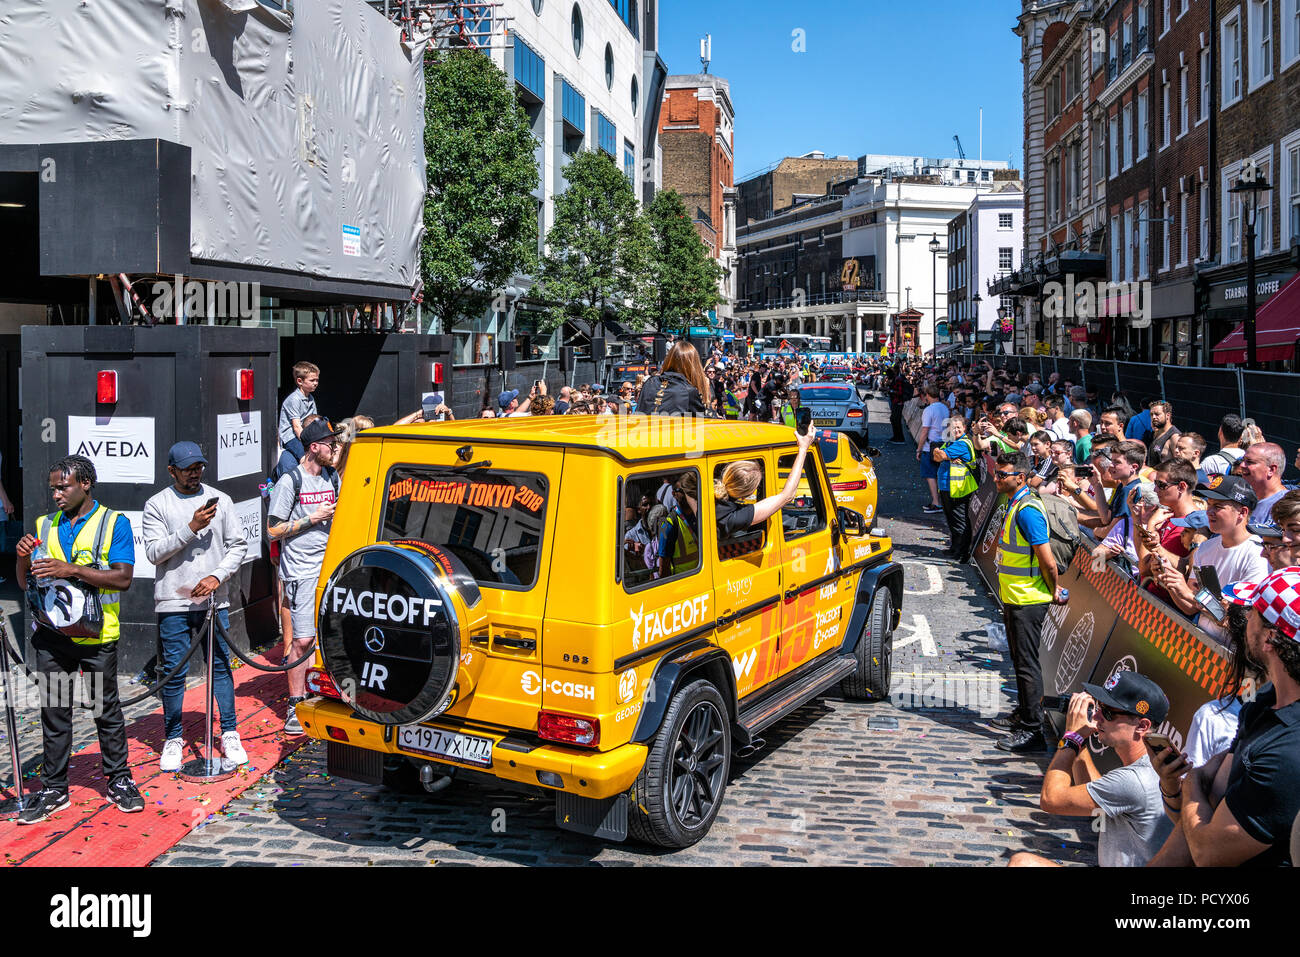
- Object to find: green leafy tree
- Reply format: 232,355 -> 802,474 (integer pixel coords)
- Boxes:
538,151 -> 651,332
641,189 -> 726,333
420,50 -> 540,333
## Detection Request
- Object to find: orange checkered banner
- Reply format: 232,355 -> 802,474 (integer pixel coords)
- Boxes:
965,475 -> 1232,768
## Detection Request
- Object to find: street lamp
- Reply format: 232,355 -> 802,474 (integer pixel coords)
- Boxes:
1229,168 -> 1272,370
929,232 -> 941,356
970,292 -> 982,346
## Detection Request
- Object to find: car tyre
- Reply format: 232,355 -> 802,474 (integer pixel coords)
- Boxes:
628,679 -> 730,848
840,587 -> 893,701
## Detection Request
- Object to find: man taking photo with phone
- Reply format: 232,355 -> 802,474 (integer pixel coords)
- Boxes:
141,441 -> 249,772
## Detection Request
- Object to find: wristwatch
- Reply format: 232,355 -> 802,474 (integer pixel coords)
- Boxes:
1059,731 -> 1086,753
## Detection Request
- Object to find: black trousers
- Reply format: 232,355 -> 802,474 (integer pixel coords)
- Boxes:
1003,602 -> 1048,731
32,626 -> 131,793
940,490 -> 972,561
889,405 -> 905,442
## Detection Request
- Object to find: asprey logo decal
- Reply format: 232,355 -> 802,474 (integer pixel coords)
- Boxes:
328,587 -> 442,626
630,594 -> 710,649
521,670 -> 595,700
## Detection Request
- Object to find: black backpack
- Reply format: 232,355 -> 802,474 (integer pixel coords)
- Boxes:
289,465 -> 340,510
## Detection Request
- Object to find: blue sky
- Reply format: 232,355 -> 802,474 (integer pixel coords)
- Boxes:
657,0 -> 1025,180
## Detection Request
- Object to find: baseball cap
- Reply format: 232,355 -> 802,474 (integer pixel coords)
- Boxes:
1222,568 -> 1300,640
299,418 -> 344,447
498,389 -> 520,409
1196,474 -> 1258,510
168,441 -> 207,469
1082,670 -> 1170,725
1025,383 -> 1044,395
1169,509 -> 1210,530
1247,521 -> 1284,540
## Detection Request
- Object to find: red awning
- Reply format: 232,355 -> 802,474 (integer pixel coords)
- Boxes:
1211,271 -> 1300,364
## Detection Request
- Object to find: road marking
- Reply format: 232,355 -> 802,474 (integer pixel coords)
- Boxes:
901,561 -> 943,596
892,614 -> 937,656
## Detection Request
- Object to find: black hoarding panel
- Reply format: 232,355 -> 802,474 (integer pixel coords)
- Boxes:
1240,371 -> 1300,459
1081,359 -> 1116,400
1056,358 -> 1082,387
20,326 -> 278,672
1161,365 -> 1241,447
1114,361 -> 1162,406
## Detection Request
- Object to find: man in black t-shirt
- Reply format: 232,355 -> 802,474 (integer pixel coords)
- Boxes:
1147,567 -> 1300,866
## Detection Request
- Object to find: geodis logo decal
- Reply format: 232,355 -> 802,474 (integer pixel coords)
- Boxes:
388,477 -> 544,513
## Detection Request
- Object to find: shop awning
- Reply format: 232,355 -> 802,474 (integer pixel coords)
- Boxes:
1211,271 -> 1300,364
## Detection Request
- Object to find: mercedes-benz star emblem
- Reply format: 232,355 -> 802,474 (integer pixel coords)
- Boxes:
364,626 -> 385,653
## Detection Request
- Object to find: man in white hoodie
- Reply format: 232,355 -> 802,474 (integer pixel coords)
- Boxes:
141,441 -> 248,772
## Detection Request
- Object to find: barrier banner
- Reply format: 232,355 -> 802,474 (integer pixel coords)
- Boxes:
972,489 -> 1009,596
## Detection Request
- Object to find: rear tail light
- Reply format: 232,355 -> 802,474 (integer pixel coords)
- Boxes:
539,711 -> 600,747
307,667 -> 342,700
326,725 -> 349,742
833,480 -> 869,491
846,409 -> 864,418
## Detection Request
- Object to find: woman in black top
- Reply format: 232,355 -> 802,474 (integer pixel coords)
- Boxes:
713,428 -> 817,539
636,341 -> 711,416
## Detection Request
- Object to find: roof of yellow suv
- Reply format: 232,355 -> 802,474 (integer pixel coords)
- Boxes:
362,417 -> 803,464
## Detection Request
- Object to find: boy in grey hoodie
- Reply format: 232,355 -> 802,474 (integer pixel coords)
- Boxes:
141,442 -> 248,772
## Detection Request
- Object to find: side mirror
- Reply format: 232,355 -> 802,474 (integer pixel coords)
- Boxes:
838,507 -> 867,537
867,447 -> 881,459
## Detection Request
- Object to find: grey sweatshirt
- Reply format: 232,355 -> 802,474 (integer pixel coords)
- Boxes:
141,483 -> 248,612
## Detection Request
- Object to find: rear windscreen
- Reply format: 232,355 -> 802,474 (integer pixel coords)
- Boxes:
816,434 -> 840,463
381,467 -> 548,590
799,386 -> 852,401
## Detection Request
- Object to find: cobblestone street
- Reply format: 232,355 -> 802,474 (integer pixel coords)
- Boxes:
154,395 -> 1098,866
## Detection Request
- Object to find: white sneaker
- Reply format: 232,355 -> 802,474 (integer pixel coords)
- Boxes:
221,731 -> 248,771
160,737 -> 185,772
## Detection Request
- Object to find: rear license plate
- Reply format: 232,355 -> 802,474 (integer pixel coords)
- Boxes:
397,725 -> 493,768
814,418 -> 837,426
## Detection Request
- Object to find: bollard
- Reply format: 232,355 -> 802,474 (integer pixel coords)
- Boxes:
0,619 -> 25,811
179,597 -> 235,783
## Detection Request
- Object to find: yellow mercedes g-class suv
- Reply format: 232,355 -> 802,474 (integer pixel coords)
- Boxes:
300,416 -> 900,848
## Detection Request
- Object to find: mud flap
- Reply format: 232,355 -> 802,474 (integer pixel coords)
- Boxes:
555,791 -> 629,842
326,741 -> 384,785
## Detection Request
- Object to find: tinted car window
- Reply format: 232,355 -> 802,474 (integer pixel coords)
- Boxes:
798,386 -> 853,401
382,467 -> 548,590
621,468 -> 703,591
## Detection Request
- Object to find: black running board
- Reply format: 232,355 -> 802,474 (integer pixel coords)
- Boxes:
737,655 -> 858,736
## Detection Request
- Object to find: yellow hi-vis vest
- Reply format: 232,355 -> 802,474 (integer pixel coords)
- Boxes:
39,506 -> 123,643
995,492 -> 1052,606
668,509 -> 700,575
781,403 -> 797,427
946,437 -> 979,498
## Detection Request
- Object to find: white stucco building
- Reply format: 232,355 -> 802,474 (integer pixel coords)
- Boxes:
947,182 -> 1025,346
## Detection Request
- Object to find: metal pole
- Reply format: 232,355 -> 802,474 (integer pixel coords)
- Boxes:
0,619 -> 26,811
1244,214 -> 1258,370
179,598 -> 234,782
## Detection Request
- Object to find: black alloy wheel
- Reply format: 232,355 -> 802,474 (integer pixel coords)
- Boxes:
670,699 -> 727,829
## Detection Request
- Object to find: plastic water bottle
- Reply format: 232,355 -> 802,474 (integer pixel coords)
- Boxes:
1059,588 -> 1069,602
32,538 -> 51,587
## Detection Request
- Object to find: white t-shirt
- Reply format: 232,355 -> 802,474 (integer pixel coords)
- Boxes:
1201,446 -> 1244,475
1050,417 -> 1072,441
921,401 -> 948,450
1184,697 -> 1243,768
1187,535 -> 1269,638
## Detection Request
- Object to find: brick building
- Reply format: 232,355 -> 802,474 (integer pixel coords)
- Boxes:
735,153 -> 857,227
658,73 -> 738,324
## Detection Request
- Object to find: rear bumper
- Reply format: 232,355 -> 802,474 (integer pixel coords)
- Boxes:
298,698 -> 648,800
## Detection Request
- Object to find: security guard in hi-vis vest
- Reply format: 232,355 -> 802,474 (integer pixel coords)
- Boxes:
657,471 -> 701,579
988,451 -> 1068,754
13,454 -> 145,825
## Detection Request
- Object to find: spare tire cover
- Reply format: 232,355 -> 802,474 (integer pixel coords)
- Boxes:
318,541 -> 481,725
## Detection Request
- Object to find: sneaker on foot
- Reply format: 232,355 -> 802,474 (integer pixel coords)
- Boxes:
107,777 -> 144,813
921,503 -> 943,514
221,731 -> 248,770
160,737 -> 185,772
284,699 -> 304,735
988,710 -> 1027,731
16,788 -> 70,825
995,728 -> 1049,753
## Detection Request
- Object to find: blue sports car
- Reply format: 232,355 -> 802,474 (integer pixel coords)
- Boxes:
797,381 -> 869,447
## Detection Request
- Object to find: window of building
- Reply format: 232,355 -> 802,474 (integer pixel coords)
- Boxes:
1136,90 -> 1149,160
1179,65 -> 1188,135
1138,1 -> 1150,48
1161,0 -> 1171,36
1179,192 -> 1189,266
1223,10 -> 1243,105
604,43 -> 614,89
630,75 -> 639,116
533,0 -> 544,12
1110,215 -> 1121,281
1285,134 -> 1300,246
596,111 -> 617,156
999,247 -> 1014,269
1124,206 -> 1135,281
1122,102 -> 1133,169
1123,16 -> 1134,65
1200,46 -> 1211,122
999,212 -> 1013,230
623,140 -> 635,184
513,35 -> 546,103
1223,151 -> 1274,262
1046,155 -> 1060,222
1161,79 -> 1171,149
1249,0 -> 1273,89
629,0 -> 639,39
571,2 -> 584,57
1138,201 -> 1150,278
1109,112 -> 1120,177
1109,30 -> 1119,79
1285,0 -> 1300,69
1092,117 -> 1105,189
1161,200 -> 1171,271
1199,181 -> 1210,260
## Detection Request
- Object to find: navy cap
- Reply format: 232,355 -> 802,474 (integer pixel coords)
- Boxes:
1197,473 -> 1258,510
1082,670 -> 1170,726
498,389 -> 519,409
299,418 -> 344,447
168,441 -> 207,469
1169,510 -> 1210,530
1247,521 -> 1284,539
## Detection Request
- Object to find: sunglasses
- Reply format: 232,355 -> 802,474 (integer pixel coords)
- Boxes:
1098,704 -> 1135,722
994,470 -> 1025,479
1152,479 -> 1181,491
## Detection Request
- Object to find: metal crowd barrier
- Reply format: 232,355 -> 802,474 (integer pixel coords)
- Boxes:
962,464 -> 1231,766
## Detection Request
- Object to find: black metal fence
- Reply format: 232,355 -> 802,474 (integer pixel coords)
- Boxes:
980,354 -> 1300,466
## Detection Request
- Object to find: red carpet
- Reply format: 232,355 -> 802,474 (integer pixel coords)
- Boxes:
1,649 -> 307,866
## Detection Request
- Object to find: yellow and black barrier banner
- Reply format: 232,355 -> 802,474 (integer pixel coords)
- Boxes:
963,473 -> 1232,768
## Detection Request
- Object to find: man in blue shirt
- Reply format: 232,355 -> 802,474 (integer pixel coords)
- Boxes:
13,454 -> 143,824
1124,398 -> 1154,445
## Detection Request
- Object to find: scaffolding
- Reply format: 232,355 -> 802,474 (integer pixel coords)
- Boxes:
369,1 -> 510,50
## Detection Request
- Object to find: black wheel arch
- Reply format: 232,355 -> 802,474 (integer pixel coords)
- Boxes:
631,640 -> 738,746
840,560 -> 904,654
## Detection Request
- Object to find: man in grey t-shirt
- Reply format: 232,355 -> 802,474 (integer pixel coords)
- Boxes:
1010,671 -> 1173,867
267,418 -> 340,734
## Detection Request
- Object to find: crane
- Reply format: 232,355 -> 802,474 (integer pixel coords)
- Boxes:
952,134 -> 966,161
